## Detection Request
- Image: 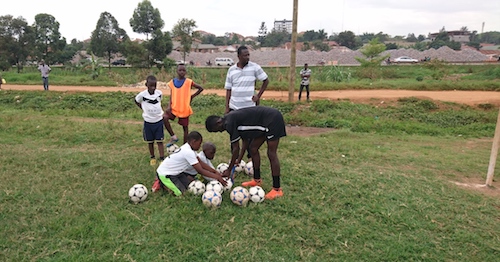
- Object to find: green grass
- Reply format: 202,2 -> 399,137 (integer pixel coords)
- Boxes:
2,64 -> 500,91
1,92 -> 500,261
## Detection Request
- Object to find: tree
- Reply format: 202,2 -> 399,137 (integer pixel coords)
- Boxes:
90,12 -> 129,70
172,18 -> 199,62
355,38 -> 388,79
385,42 -> 398,50
33,13 -> 66,64
335,31 -> 358,49
0,15 -> 35,72
129,0 -> 164,39
261,29 -> 290,47
123,40 -> 148,68
479,31 -> 500,44
257,22 -> 267,44
406,33 -> 418,42
417,34 -> 426,42
146,29 -> 172,68
312,40 -> 330,51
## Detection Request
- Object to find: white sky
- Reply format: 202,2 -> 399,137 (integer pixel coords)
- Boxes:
2,0 -> 500,42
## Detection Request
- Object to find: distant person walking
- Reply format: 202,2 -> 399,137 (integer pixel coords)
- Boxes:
298,63 -> 311,102
37,60 -> 51,91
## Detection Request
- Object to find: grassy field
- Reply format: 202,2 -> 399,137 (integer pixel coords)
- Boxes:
2,63 -> 500,91
1,91 -> 499,261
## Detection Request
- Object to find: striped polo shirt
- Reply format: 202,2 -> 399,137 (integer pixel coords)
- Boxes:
224,61 -> 268,110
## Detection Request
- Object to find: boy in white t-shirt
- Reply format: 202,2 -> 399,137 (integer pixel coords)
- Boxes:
135,75 -> 165,166
154,131 -> 227,195
185,142 -> 218,182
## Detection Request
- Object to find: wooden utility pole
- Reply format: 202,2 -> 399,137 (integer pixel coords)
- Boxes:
485,108 -> 500,186
288,0 -> 299,102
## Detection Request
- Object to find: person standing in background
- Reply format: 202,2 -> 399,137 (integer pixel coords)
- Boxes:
37,60 -> 51,91
299,63 -> 311,102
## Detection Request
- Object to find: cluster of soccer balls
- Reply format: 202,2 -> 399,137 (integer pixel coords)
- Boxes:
128,161 -> 263,207
188,162 -> 264,209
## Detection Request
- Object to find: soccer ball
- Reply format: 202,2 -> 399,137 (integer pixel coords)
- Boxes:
166,144 -> 179,154
217,163 -> 229,174
128,184 -> 148,204
202,190 -> 222,208
206,180 -> 224,194
249,186 -> 265,203
230,186 -> 249,206
234,160 -> 246,173
222,177 -> 233,192
188,180 -> 205,195
244,161 -> 254,177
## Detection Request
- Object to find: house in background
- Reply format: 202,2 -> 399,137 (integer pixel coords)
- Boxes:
428,30 -> 471,43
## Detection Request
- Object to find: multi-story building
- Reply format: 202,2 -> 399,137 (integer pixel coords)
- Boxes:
273,19 -> 293,34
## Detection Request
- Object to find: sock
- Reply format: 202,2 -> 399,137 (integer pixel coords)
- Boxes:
254,168 -> 261,180
272,176 -> 280,189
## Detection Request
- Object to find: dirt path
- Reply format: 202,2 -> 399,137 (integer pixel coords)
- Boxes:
4,84 -> 500,106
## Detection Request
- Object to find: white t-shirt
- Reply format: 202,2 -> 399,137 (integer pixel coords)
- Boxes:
135,89 -> 164,123
157,143 -> 199,177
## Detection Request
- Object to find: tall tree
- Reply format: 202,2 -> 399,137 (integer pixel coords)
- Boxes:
0,15 -> 35,72
129,0 -> 164,40
90,12 -> 129,69
146,29 -> 173,67
257,22 -> 267,45
33,13 -> 65,64
172,18 -> 199,62
335,31 -> 358,49
355,38 -> 388,79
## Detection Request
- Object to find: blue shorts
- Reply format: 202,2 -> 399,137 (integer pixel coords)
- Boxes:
143,120 -> 164,143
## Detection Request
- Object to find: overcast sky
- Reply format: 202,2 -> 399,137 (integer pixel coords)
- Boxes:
3,0 -> 499,42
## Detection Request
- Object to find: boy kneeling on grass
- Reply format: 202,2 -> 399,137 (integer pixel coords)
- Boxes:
184,142 -> 219,183
152,131 -> 227,195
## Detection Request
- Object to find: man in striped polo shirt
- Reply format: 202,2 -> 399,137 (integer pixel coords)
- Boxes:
224,45 -> 269,113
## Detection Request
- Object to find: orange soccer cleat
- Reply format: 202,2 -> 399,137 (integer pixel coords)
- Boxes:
265,188 -> 283,200
241,179 -> 261,187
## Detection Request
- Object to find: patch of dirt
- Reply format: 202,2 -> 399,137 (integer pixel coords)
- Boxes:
451,178 -> 500,198
4,85 -> 500,107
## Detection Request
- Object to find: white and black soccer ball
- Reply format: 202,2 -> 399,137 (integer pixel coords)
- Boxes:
128,184 -> 148,204
244,161 -> 254,177
206,180 -> 224,194
202,190 -> 222,208
249,186 -> 265,203
166,144 -> 180,154
234,160 -> 246,173
222,177 -> 233,192
188,180 -> 206,195
230,186 -> 249,207
217,163 -> 229,174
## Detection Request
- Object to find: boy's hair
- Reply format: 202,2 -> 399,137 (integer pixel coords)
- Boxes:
202,142 -> 216,151
237,45 -> 248,55
205,115 -> 221,132
186,131 -> 202,142
146,75 -> 157,84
